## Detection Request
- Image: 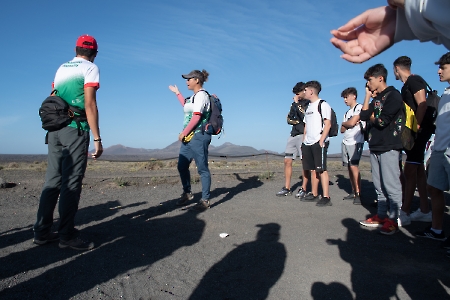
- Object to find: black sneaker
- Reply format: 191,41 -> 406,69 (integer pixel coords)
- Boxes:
177,192 -> 194,206
415,226 -> 446,241
301,193 -> 319,202
295,188 -> 307,199
190,199 -> 210,211
33,232 -> 59,245
441,238 -> 450,249
353,194 -> 361,205
276,187 -> 292,197
343,193 -> 355,200
316,196 -> 332,207
59,237 -> 94,251
446,250 -> 450,258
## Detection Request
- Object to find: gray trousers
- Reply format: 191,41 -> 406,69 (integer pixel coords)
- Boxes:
33,126 -> 89,241
370,150 -> 402,220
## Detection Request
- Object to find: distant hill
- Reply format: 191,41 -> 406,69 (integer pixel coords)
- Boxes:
100,141 -> 281,159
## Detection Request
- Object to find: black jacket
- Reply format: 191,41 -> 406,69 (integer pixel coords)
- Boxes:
287,99 -> 309,136
359,86 -> 403,153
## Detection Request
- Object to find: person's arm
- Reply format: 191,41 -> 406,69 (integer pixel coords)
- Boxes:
287,103 -> 300,125
414,89 -> 427,129
178,114 -> 201,141
393,0 -> 450,50
320,119 -> 331,147
84,86 -> 103,159
169,85 -> 186,106
360,88 -> 374,121
342,115 -> 360,129
340,124 -> 346,134
330,6 -> 396,63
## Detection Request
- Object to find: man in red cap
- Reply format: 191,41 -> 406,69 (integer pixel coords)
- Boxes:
33,34 -> 102,251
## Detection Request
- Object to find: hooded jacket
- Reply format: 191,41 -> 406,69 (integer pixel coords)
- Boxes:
287,99 -> 309,137
359,86 -> 403,153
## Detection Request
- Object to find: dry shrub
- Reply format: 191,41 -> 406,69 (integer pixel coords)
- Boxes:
8,163 -> 19,168
165,160 -> 178,168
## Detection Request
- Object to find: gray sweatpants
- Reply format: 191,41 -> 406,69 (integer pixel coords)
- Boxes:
370,150 -> 402,220
33,126 -> 89,241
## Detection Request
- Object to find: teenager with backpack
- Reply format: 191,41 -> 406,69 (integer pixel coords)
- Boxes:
393,56 -> 433,226
276,82 -> 311,198
340,87 -> 364,205
168,69 -> 212,212
33,35 -> 102,251
416,52 -> 450,250
300,81 -> 332,207
359,64 -> 403,235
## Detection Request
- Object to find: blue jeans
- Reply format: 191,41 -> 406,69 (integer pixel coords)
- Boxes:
178,131 -> 212,200
370,150 -> 402,220
34,126 -> 89,241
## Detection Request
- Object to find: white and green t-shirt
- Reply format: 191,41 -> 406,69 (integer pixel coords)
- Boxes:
183,90 -> 211,132
53,57 -> 100,131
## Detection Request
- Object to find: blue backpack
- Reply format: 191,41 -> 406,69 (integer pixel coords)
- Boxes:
192,90 -> 224,136
205,91 -> 223,135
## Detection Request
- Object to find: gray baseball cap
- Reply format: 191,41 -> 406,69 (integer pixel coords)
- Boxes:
182,70 -> 204,80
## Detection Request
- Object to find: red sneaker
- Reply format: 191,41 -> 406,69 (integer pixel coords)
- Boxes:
379,219 -> 399,235
359,214 -> 389,228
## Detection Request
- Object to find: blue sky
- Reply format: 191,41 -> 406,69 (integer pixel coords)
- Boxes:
1,0 -> 448,155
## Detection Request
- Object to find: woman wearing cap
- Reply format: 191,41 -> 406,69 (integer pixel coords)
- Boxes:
169,69 -> 211,211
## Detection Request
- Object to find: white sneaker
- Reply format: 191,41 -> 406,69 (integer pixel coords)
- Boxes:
398,210 -> 411,227
409,209 -> 432,222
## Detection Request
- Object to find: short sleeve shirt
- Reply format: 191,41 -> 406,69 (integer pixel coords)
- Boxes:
183,90 -> 211,131
342,103 -> 364,145
53,57 -> 100,131
401,75 -> 427,112
434,87 -> 450,151
303,99 -> 331,145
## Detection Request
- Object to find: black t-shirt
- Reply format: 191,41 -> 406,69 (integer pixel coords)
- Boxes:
401,74 -> 427,113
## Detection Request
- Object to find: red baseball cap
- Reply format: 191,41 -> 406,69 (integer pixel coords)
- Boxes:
76,34 -> 98,50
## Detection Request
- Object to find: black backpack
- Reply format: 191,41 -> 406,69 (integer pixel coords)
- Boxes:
422,83 -> 441,132
318,100 -> 338,137
39,92 -> 87,142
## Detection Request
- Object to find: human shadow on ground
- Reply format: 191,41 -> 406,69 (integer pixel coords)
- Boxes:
0,203 -> 206,299
324,218 -> 450,299
311,281 -> 353,299
335,174 -> 377,205
0,200 -> 146,281
188,223 -> 286,300
209,173 -> 263,209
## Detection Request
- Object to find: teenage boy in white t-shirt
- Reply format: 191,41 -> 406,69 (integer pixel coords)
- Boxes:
301,81 -> 333,207
340,87 -> 364,205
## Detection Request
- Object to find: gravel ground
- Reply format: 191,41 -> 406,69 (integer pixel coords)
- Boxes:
1,158 -> 450,299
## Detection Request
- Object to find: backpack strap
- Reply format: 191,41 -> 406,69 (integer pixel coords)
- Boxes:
190,89 -> 206,104
318,99 -> 325,133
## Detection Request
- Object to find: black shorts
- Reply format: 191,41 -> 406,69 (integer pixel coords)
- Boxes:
404,128 -> 433,164
301,141 -> 329,172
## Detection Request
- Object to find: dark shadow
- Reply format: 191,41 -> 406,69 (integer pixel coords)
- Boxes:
325,218 -> 450,299
290,175 -> 312,194
0,201 -> 147,280
335,174 -> 377,207
0,204 -> 206,299
311,282 -> 353,300
0,182 -> 17,188
188,223 -> 286,300
209,173 -> 263,208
